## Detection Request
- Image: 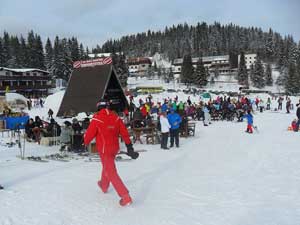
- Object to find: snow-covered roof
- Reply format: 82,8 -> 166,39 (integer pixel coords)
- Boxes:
173,55 -> 229,65
0,67 -> 49,74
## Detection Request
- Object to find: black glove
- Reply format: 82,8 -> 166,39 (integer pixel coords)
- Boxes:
126,143 -> 139,159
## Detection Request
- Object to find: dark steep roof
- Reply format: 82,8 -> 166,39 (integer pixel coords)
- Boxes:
57,64 -> 128,117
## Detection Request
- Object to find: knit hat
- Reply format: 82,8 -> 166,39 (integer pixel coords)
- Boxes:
96,99 -> 108,111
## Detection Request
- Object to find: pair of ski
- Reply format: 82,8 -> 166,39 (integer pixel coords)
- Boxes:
44,154 -> 70,162
84,149 -> 147,162
116,149 -> 147,161
16,155 -> 49,163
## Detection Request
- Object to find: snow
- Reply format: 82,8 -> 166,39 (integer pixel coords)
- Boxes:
0,67 -> 49,73
5,93 -> 28,103
1,109 -> 300,225
150,53 -> 172,68
2,79 -> 300,225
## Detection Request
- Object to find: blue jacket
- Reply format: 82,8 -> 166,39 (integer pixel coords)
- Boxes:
167,112 -> 182,130
243,114 -> 253,125
161,103 -> 168,112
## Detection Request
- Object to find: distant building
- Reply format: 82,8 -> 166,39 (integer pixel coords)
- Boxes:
238,53 -> 257,70
88,53 -> 118,58
127,57 -> 152,76
172,55 -> 235,76
0,67 -> 52,97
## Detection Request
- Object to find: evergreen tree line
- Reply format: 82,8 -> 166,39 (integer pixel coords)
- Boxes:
181,54 -> 209,87
98,21 -> 300,93
98,22 -> 296,65
0,31 -> 89,80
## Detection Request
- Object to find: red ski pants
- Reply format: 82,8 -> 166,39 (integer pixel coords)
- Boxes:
100,156 -> 129,197
247,124 -> 253,133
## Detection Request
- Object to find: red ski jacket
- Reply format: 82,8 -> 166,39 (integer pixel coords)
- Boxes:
84,109 -> 131,157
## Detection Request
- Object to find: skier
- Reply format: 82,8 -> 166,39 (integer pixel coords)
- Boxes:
0,184 -> 3,190
160,111 -> 171,150
266,97 -> 271,110
243,110 -> 254,133
48,108 -> 54,119
84,99 -> 139,206
203,104 -> 211,126
278,97 -> 283,110
295,103 -> 300,132
167,108 -> 182,148
286,98 -> 291,114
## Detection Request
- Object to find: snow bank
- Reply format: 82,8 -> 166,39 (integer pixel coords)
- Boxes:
5,93 -> 28,103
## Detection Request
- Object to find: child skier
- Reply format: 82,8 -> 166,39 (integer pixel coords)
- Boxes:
243,110 -> 254,133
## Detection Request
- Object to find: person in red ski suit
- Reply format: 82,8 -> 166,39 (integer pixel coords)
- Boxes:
84,99 -> 139,206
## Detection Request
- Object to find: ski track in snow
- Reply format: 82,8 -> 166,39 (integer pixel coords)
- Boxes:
1,109 -> 300,225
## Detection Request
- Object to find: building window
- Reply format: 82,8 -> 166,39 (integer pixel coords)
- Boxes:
178,67 -> 181,71
5,72 -> 10,76
3,81 -> 10,86
20,81 -> 27,86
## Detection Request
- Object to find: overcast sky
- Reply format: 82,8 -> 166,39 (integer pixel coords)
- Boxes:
0,0 -> 299,48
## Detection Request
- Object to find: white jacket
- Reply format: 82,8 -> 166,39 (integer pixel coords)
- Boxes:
160,116 -> 170,133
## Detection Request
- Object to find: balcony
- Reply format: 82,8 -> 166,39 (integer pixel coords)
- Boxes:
0,75 -> 52,81
0,84 -> 53,92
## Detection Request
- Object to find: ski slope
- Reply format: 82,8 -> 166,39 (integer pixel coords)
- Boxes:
1,109 -> 300,225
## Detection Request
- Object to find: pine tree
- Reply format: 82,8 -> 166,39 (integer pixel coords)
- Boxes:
265,63 -> 273,86
0,38 -> 4,66
276,67 -> 287,87
27,31 -> 35,67
34,34 -> 45,69
19,35 -> 29,67
265,28 -> 275,61
112,53 -> 129,87
251,57 -> 265,88
237,52 -> 248,86
45,38 -> 53,72
285,62 -> 299,94
69,37 -> 80,61
194,57 -> 208,87
51,36 -> 72,80
181,54 -> 194,85
2,32 -> 11,66
79,43 -> 86,59
7,36 -> 21,67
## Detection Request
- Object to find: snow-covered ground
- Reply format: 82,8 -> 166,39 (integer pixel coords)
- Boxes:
2,77 -> 300,225
1,106 -> 300,225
